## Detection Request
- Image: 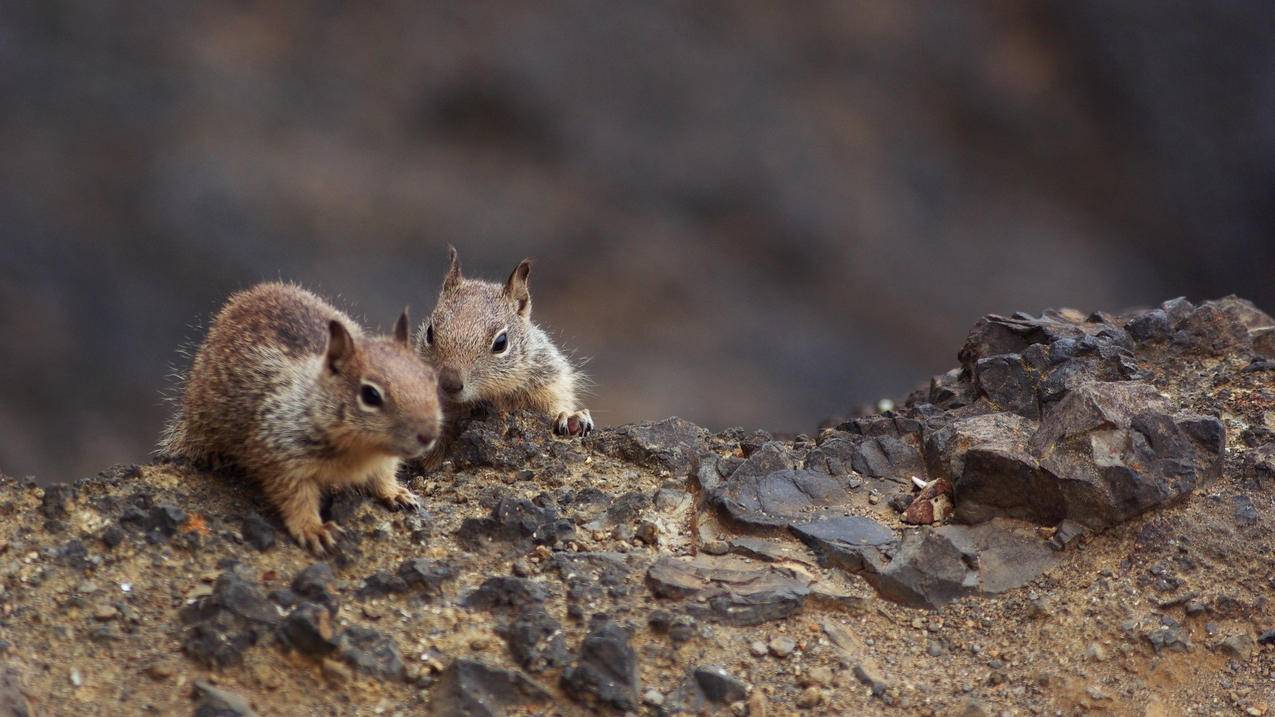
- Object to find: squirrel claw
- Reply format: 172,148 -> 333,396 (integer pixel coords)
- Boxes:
555,410 -> 594,438
382,486 -> 422,511
295,521 -> 342,554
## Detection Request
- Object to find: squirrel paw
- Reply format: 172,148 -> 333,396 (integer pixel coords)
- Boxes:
292,521 -> 344,554
379,484 -> 422,512
555,409 -> 594,437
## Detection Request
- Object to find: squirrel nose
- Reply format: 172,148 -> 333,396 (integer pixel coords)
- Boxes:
439,367 -> 464,395
417,433 -> 436,448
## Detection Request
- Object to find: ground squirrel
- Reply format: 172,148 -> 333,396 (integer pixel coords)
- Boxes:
415,248 -> 593,436
159,282 -> 442,552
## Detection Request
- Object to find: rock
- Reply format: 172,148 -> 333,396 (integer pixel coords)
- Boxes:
561,620 -> 639,711
589,417 -> 709,475
239,513 -> 276,552
975,354 -> 1039,419
646,555 -> 812,626
396,558 -> 455,599
711,467 -> 855,530
193,680 -> 257,717
291,563 -> 337,611
500,608 -> 570,673
927,412 -> 1063,526
357,571 -> 408,598
427,659 -> 550,717
335,626 -> 405,681
40,483 -> 74,520
1126,309 -> 1172,342
456,498 -> 575,551
581,491 -> 648,530
463,577 -> 550,611
1233,495 -> 1259,526
1257,629 -> 1275,645
277,603 -> 336,658
449,408 -> 549,470
789,516 -> 897,573
902,478 -> 954,525
860,527 -> 978,609
767,636 -> 796,658
146,504 -> 187,537
1217,633 -> 1255,661
182,571 -> 279,668
0,664 -> 33,717
693,665 -> 748,703
1174,297 -> 1270,355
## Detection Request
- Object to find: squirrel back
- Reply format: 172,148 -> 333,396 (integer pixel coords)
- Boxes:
160,282 -> 441,551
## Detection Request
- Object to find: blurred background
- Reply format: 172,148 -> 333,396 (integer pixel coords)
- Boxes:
1,2 -> 1273,483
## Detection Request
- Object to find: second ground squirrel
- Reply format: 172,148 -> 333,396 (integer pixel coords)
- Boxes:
415,247 -> 593,437
159,282 -> 442,552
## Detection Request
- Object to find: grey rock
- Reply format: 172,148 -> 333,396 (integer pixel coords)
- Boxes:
711,467 -> 855,529
589,417 -> 709,475
455,498 -> 575,551
463,577 -> 550,611
426,659 -> 550,717
500,608 -> 570,673
194,680 -> 257,717
693,665 -> 748,703
277,603 -> 336,658
0,664 -> 33,717
182,571 -> 279,668
336,626 -> 404,681
975,354 -> 1039,419
396,558 -> 455,599
239,513 -> 275,552
561,620 -> 639,711
646,555 -> 811,626
789,516 -> 898,573
1232,495 -> 1259,525
927,412 -> 1063,526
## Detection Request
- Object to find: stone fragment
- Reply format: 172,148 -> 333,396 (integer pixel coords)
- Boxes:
239,513 -> 275,552
975,354 -> 1039,419
277,603 -> 337,658
711,467 -> 855,530
336,626 -> 404,681
396,558 -> 455,599
589,417 -> 709,475
561,620 -> 639,711
646,555 -> 811,626
0,664 -> 33,717
427,659 -> 550,717
193,680 -> 257,717
456,498 -> 575,552
693,665 -> 748,703
182,571 -> 279,668
822,620 -> 888,697
790,516 -> 898,573
462,577 -> 550,611
449,408 -> 549,470
500,608 -> 570,673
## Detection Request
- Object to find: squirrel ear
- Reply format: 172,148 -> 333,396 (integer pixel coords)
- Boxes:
326,320 -> 356,373
443,245 -> 463,292
503,258 -> 532,316
393,307 -> 410,346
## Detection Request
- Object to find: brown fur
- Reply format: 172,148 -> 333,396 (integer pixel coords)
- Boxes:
415,247 -> 592,439
159,282 -> 442,552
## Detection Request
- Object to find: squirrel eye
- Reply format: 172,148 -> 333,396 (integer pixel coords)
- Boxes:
425,324 -> 434,345
491,331 -> 508,354
360,384 -> 383,408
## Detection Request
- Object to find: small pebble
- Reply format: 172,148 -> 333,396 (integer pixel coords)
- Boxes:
749,641 -> 768,658
701,539 -> 729,555
643,688 -> 665,706
69,669 -> 82,687
769,636 -> 796,658
795,686 -> 823,708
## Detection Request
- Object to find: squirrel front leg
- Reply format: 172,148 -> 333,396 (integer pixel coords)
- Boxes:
527,373 -> 593,437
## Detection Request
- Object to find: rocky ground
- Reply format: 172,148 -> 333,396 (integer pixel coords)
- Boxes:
1,296 -> 1273,716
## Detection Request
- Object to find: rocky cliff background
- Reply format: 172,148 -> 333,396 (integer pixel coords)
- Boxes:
2,1 -> 1274,482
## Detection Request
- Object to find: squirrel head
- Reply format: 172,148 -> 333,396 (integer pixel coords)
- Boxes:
416,247 -> 534,405
319,311 -> 442,458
